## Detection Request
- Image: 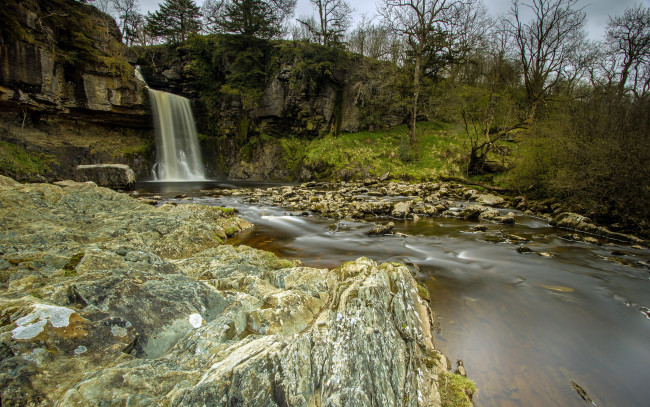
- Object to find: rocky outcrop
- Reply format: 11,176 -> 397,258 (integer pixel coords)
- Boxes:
0,0 -> 154,182
0,176 -> 455,406
0,0 -> 149,126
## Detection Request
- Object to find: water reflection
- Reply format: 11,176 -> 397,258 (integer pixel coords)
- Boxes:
135,183 -> 650,407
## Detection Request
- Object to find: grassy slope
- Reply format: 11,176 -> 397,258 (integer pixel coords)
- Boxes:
279,122 -> 470,181
0,140 -> 54,181
277,121 -> 516,183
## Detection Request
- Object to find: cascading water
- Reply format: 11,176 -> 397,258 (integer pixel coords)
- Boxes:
135,67 -> 206,181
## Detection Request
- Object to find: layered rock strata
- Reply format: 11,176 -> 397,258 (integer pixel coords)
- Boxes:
0,0 -> 149,125
0,176 -> 451,406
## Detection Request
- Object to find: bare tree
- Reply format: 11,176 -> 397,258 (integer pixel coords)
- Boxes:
507,0 -> 586,121
347,16 -> 401,61
605,5 -> 650,100
111,0 -> 141,45
287,18 -> 319,41
446,0 -> 492,81
379,0 -> 463,146
299,0 -> 353,46
458,19 -> 526,174
91,0 -> 113,14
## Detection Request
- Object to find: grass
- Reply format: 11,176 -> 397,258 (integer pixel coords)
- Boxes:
0,140 -> 54,179
439,371 -> 477,407
279,121 -> 468,181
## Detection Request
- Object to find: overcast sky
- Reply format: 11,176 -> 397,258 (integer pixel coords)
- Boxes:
136,0 -> 650,40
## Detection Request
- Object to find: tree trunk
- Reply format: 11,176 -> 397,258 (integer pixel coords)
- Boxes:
411,51 -> 420,146
468,148 -> 486,175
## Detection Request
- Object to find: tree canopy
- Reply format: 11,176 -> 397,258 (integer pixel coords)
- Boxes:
203,0 -> 295,39
145,0 -> 202,44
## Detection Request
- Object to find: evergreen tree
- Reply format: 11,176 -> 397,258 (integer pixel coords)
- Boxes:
145,0 -> 201,44
203,0 -> 295,39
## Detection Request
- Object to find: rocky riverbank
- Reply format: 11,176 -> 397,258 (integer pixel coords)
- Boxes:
0,176 -> 473,406
210,180 -> 647,246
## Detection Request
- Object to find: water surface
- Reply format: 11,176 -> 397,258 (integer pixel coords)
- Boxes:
135,182 -> 650,406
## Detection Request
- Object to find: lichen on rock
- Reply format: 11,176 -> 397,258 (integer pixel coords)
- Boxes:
0,176 -> 454,406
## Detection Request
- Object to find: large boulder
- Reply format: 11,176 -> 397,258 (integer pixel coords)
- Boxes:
75,164 -> 136,190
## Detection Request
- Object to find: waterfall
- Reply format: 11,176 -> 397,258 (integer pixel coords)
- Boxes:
136,67 -> 206,181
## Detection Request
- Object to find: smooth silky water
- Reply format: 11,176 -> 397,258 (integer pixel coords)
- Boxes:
136,182 -> 650,406
136,67 -> 206,181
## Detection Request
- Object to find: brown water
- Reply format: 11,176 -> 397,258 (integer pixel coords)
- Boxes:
136,181 -> 650,406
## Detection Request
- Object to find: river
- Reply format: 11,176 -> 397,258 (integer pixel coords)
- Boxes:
135,181 -> 650,407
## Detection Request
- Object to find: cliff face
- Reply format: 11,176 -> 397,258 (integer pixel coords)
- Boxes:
0,0 -> 149,126
0,0 -> 153,181
136,38 -> 407,180
137,40 -> 370,138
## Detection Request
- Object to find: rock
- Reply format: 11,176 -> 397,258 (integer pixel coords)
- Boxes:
458,204 -> 491,220
162,66 -> 183,81
53,179 -> 97,188
365,222 -> 395,236
476,193 -> 505,206
0,177 -> 450,406
479,209 -> 516,224
562,234 -> 601,245
59,259 -> 444,407
0,0 -> 148,124
392,201 -> 412,218
553,212 -> 644,244
517,246 -> 534,254
75,164 -> 136,190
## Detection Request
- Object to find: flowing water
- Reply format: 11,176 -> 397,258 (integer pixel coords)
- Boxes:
135,67 -> 206,181
137,181 -> 650,406
148,89 -> 205,181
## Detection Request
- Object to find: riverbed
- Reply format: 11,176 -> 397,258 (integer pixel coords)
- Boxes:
136,181 -> 650,407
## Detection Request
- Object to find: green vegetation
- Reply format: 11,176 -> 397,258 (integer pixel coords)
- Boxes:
278,122 -> 468,180
62,252 -> 85,276
145,0 -> 201,44
0,141 -> 54,180
46,0 -> 132,78
439,372 -> 476,407
113,141 -> 154,160
214,207 -> 236,215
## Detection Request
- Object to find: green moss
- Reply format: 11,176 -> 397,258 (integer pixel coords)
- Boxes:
223,225 -> 241,235
439,372 -> 476,407
62,252 -> 85,276
113,141 -> 154,160
0,141 -> 54,180
215,207 -> 236,215
417,282 -> 430,300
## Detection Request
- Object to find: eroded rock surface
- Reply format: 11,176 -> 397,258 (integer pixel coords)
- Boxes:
0,176 -> 449,406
